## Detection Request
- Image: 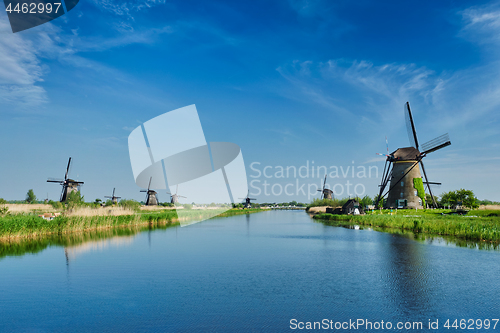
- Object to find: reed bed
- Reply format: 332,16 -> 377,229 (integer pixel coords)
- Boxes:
5,204 -> 56,214
313,211 -> 500,243
65,206 -> 136,217
0,224 -> 177,259
0,210 -> 179,240
0,207 -> 266,240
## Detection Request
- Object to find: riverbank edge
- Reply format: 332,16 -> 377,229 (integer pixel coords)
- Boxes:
312,213 -> 500,243
0,208 -> 267,241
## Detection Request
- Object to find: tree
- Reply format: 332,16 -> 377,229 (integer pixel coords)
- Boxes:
456,189 -> 479,209
373,194 -> 385,208
425,194 -> 438,207
440,189 -> 478,209
360,195 -> 373,208
66,190 -> 84,209
25,189 -> 37,204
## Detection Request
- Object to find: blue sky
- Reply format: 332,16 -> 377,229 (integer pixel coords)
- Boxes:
0,0 -> 499,203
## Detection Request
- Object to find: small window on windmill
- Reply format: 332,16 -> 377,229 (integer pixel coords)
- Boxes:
401,181 -> 404,187
414,190 -> 418,196
400,192 -> 403,198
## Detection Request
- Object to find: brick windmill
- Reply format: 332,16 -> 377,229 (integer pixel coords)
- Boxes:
47,157 -> 84,202
104,188 -> 121,204
375,102 -> 451,209
166,185 -> 186,204
317,174 -> 333,199
239,190 -> 256,209
141,177 -> 158,206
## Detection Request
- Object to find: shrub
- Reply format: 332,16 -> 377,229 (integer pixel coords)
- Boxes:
119,199 -> 141,211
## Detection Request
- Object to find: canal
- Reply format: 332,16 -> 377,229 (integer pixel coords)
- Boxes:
1,210 -> 499,331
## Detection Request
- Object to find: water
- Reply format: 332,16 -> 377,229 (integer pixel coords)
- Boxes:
1,211 -> 499,332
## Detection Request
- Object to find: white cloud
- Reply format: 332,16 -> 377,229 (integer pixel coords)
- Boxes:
91,0 -> 166,19
459,1 -> 500,44
0,14 -> 48,107
276,58 -> 436,123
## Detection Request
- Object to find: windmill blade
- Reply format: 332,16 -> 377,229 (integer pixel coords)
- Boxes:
140,190 -> 147,192
323,174 -> 327,191
148,177 -> 152,191
47,178 -> 64,183
104,196 -> 112,198
404,102 -> 419,150
178,195 -> 187,198
419,160 -> 438,208
386,136 -> 389,155
65,157 -> 72,180
376,153 -> 390,157
115,196 -> 121,199
424,182 -> 441,185
112,188 -> 116,197
420,133 -> 451,154
375,159 -> 390,207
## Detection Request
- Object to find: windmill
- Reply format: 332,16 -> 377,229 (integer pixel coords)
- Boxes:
140,177 -> 158,206
166,185 -> 186,204
47,157 -> 84,202
239,190 -> 256,209
104,188 -> 121,204
375,102 -> 451,209
317,174 -> 333,199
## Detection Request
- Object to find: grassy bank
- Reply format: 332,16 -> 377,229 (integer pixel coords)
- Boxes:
313,209 -> 500,243
0,210 -> 178,240
0,223 -> 182,259
0,207 -> 268,240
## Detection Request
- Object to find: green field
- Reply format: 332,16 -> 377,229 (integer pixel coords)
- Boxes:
313,209 -> 500,245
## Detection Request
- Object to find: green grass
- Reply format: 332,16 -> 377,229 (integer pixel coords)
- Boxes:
0,223 -> 178,259
0,211 -> 178,239
213,208 -> 265,218
0,208 -> 267,239
313,209 -> 500,243
0,208 -> 268,258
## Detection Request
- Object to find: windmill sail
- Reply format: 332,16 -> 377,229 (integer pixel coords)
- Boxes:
404,102 -> 419,150
420,133 -> 451,154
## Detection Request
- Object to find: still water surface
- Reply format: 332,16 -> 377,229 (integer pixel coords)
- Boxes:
1,211 -> 499,332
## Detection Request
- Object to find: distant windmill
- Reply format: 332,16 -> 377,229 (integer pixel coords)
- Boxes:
375,102 -> 451,209
239,190 -> 256,209
47,157 -> 84,202
166,185 -> 186,204
140,177 -> 158,206
317,174 -> 333,199
104,188 -> 121,204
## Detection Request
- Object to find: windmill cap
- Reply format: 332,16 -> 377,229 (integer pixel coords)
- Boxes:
391,147 -> 420,161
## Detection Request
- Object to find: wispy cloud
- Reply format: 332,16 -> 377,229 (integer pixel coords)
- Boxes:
459,1 -> 500,44
276,58 -> 436,123
0,14 -> 48,107
91,0 -> 166,19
